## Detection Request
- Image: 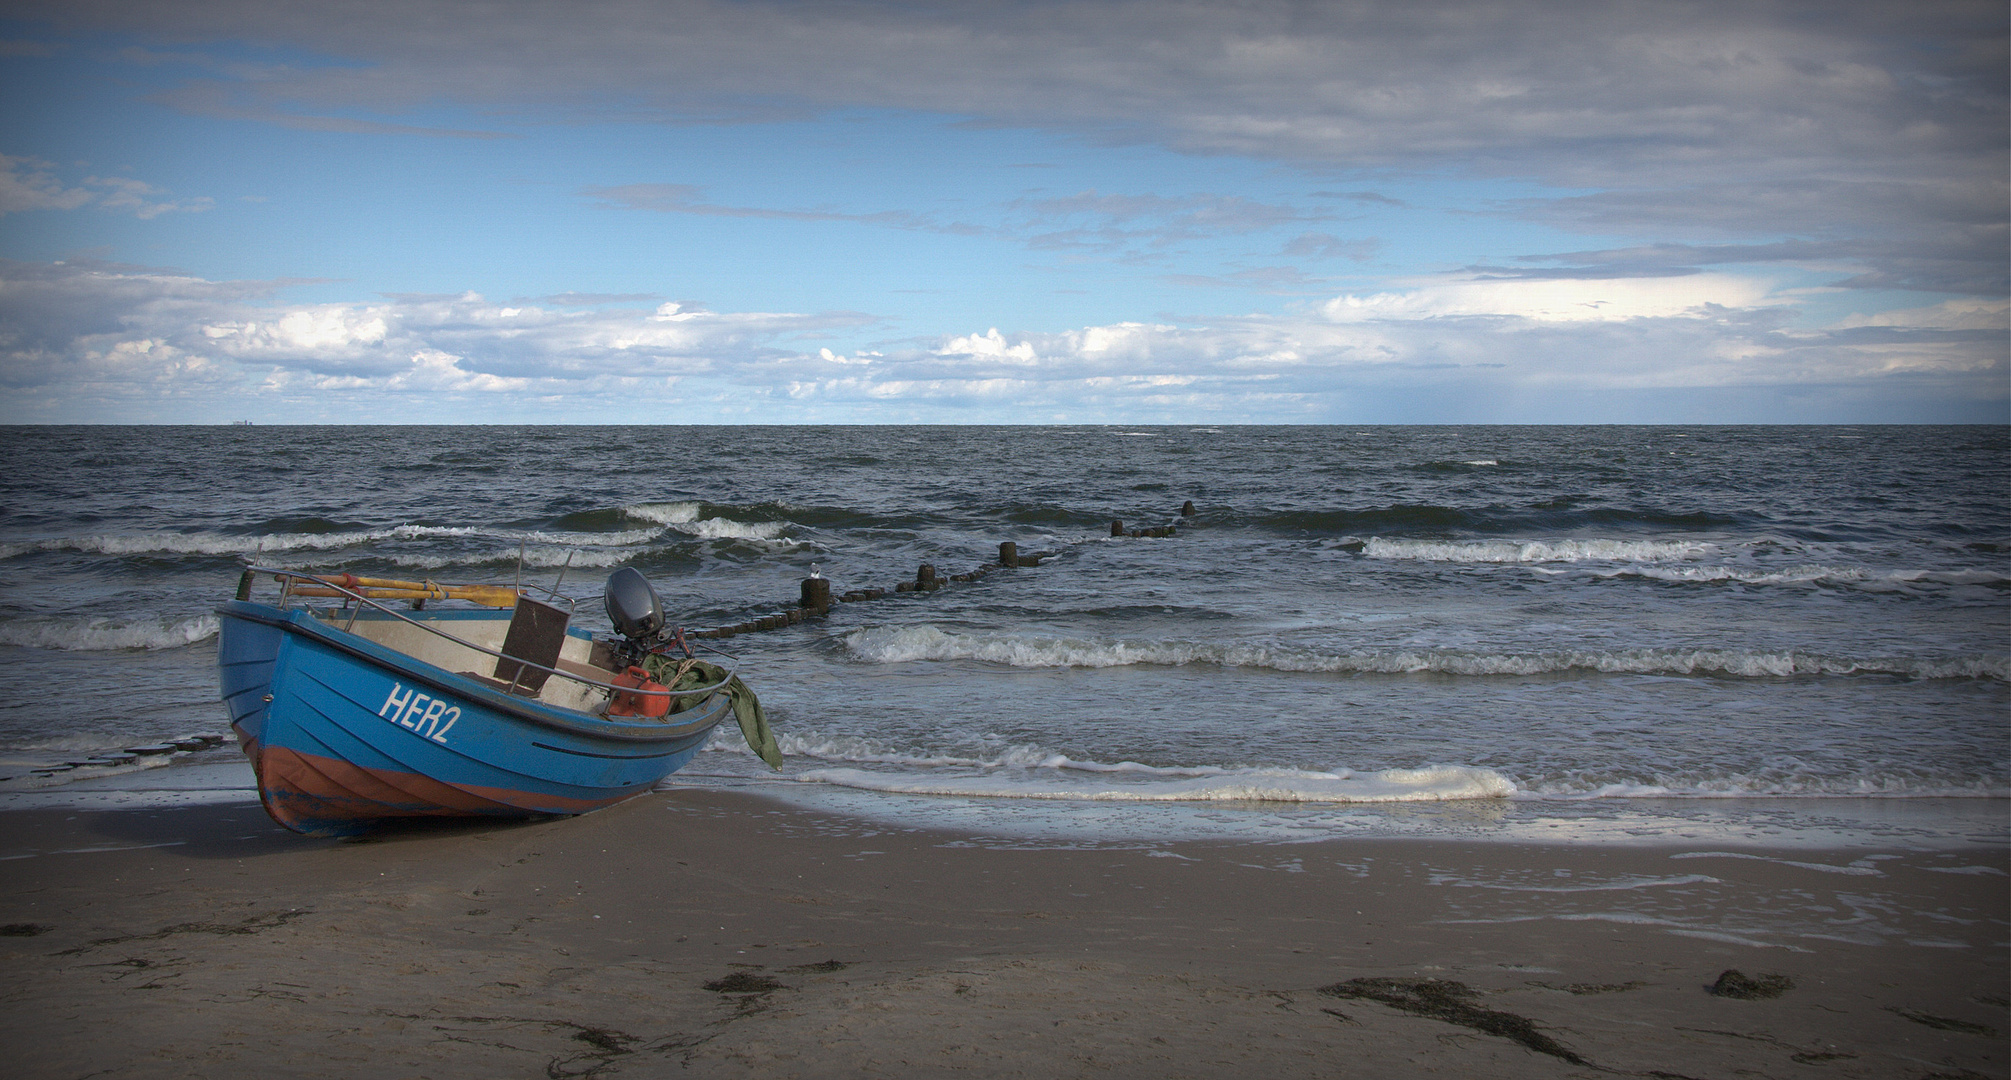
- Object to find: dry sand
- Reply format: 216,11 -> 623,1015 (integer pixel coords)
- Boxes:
1,788 -> 2005,1079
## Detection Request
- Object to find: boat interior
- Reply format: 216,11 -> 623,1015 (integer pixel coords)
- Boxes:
307,598 -> 619,714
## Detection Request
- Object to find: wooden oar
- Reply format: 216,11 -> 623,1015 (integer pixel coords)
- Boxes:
286,573 -> 522,608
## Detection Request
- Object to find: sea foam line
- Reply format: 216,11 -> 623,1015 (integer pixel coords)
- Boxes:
0,524 -> 479,559
840,625 -> 2011,682
1608,565 -> 2011,587
624,502 -> 792,541
0,614 -> 220,651
708,728 -> 1515,802
794,764 -> 1516,803
1361,538 -> 1714,563
0,512 -> 797,561
702,726 -> 2005,801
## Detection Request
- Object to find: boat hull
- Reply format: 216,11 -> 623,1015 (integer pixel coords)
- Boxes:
217,600 -> 729,837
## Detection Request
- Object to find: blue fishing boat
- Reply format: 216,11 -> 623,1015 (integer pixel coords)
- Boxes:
216,566 -> 772,837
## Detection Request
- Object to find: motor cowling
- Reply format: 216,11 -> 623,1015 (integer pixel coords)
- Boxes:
604,567 -> 665,642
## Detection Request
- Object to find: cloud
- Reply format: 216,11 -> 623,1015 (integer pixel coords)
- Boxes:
585,181 -> 1329,260
581,182 -> 975,238
1321,273 -> 1784,323
0,260 -> 875,419
0,154 -> 214,218
1282,233 -> 1380,261
150,81 -> 516,139
15,1 -> 1999,296
1518,178 -> 2008,294
12,257 -> 1995,423
21,1 -> 1994,181
0,154 -> 95,214
1009,190 -> 1326,255
1836,297 -> 2009,332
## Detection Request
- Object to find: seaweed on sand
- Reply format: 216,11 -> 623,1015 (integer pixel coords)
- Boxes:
1319,977 -> 1586,1065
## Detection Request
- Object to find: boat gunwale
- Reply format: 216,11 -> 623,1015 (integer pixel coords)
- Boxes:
218,599 -> 730,745
247,565 -> 739,702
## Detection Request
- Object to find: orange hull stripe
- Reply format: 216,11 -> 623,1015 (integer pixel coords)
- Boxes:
254,745 -> 630,831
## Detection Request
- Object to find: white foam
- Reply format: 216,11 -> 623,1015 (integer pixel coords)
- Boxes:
1669,852 -> 1886,875
796,763 -> 1516,803
714,730 -> 1268,776
1614,565 -> 2010,587
1361,538 -> 1713,563
678,517 -> 791,541
0,613 -> 219,651
513,527 -> 670,548
1,524 -> 494,559
839,624 -> 2010,682
1526,774 -> 2010,798
1618,564 -> 1864,584
622,502 -> 791,541
1428,872 -> 1722,893
709,725 -> 1517,804
378,545 -> 634,571
623,502 -> 702,525
0,521 -> 709,562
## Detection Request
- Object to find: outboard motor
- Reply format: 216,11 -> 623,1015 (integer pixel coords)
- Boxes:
604,567 -> 665,654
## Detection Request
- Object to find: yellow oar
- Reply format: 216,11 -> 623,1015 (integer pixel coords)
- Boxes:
288,573 -> 522,608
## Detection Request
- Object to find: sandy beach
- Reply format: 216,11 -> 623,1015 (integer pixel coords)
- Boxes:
1,787 -> 2004,1079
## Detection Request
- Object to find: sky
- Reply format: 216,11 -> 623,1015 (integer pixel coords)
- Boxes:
0,0 -> 2004,424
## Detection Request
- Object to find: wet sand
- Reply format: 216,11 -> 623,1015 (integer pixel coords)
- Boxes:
1,788 -> 2005,1079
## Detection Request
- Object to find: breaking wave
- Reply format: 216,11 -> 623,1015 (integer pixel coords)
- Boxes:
701,728 -> 2005,801
703,730 -> 1516,803
623,502 -> 703,525
1361,538 -> 1714,563
624,502 -> 791,541
794,764 -> 1516,803
1609,565 -> 2010,587
0,524 -> 481,559
0,614 -> 220,651
0,513 -> 795,563
371,546 -> 636,571
841,625 -> 2010,681
1526,774 -> 2010,799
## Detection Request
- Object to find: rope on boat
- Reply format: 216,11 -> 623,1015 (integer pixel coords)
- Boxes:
687,499 -> 1200,640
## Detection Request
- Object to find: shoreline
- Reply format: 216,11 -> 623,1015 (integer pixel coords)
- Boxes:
9,753 -> 2008,851
2,786 -> 2006,1078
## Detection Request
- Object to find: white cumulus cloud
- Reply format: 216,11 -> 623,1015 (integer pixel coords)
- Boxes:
1,259 -> 2001,423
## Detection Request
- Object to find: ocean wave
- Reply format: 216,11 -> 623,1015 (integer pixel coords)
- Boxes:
623,501 -> 790,541
365,545 -> 639,571
711,730 -> 1268,776
623,502 -> 702,525
1522,774 -> 2011,799
840,625 -> 2010,681
1608,565 -> 2011,587
702,726 -> 2005,803
0,521 -> 723,564
794,764 -> 1516,803
0,613 -> 220,651
0,524 -> 481,559
711,726 -> 1514,802
1256,505 -> 1739,535
1361,538 -> 1714,563
678,517 -> 790,541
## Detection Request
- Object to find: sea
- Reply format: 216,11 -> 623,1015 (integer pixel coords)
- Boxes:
1,425 -> 2005,851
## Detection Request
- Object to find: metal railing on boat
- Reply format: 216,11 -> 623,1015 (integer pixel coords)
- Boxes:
236,566 -> 736,707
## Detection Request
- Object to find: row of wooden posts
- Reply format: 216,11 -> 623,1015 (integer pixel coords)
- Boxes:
686,501 -> 1197,640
